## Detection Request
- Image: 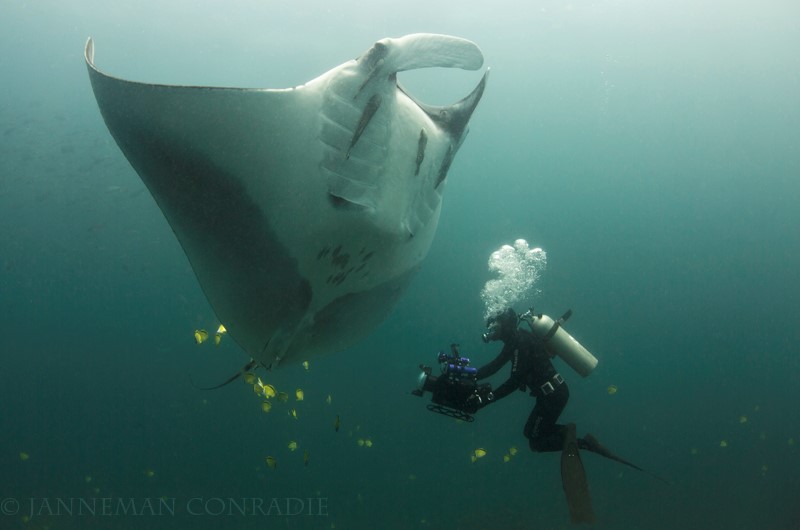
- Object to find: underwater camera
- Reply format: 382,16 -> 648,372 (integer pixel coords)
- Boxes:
411,344 -> 493,422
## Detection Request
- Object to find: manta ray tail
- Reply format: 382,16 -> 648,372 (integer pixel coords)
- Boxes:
190,359 -> 258,391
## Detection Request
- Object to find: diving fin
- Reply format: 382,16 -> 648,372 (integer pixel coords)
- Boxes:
581,433 -> 670,484
561,423 -> 595,524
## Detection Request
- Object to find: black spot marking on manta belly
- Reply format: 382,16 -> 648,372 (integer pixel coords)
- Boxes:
331,245 -> 350,269
414,128 -> 428,176
327,266 -> 356,286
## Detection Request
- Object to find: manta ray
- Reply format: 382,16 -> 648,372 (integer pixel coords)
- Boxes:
85,33 -> 487,369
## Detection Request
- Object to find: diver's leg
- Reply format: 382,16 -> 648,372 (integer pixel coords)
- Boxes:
522,402 -> 545,450
524,384 -> 569,452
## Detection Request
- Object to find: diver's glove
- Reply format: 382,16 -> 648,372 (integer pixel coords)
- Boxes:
465,391 -> 494,413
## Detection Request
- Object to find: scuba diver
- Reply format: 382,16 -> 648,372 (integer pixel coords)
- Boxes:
477,307 -> 608,455
411,305 -> 665,485
412,304 -> 666,524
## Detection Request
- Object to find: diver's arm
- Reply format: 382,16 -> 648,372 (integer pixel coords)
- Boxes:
490,377 -> 519,401
476,346 -> 510,380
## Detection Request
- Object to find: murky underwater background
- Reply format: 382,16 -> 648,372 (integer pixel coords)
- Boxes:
1,1 -> 799,528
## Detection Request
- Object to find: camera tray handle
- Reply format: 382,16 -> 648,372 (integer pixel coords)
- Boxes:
426,404 -> 475,422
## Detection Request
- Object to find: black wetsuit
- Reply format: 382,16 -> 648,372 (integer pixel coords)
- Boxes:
477,328 -> 569,452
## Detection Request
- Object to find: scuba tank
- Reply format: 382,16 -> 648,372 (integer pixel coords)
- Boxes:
521,309 -> 598,377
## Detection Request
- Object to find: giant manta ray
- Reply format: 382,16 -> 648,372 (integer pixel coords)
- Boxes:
85,33 -> 487,369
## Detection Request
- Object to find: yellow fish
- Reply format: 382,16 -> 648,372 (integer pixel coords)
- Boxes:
217,324 -> 227,335
357,439 -> 365,447
607,385 -> 618,395
503,454 -> 510,463
194,329 -> 209,344
302,361 -> 310,370
473,448 -> 487,459
364,439 -> 373,448
470,455 -> 477,463
303,450 -> 310,467
243,373 -> 256,385
262,384 -> 277,399
739,415 -> 748,424
19,452 -> 29,461
261,401 -> 272,413
289,409 -> 298,419
288,441 -> 298,452
509,446 -> 518,456
145,469 -> 156,477
253,383 -> 263,396
326,394 -> 332,405
720,440 -> 728,448
265,456 -> 277,469
295,389 -> 305,401
278,391 -> 289,402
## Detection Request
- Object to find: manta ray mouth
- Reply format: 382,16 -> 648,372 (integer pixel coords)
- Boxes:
321,36 -> 489,216
358,34 -> 490,146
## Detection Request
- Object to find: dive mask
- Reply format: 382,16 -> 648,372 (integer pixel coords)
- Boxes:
482,320 -> 503,343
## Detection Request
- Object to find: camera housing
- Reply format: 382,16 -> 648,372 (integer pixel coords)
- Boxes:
412,344 -> 493,420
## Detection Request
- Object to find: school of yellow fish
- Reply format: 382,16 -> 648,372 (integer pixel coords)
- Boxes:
194,325 -> 227,346
192,325 -> 781,479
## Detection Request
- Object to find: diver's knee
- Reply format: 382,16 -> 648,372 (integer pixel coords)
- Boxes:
527,436 -> 547,453
524,416 -> 542,440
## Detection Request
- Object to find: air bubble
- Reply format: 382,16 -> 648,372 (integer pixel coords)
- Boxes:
480,239 -> 547,319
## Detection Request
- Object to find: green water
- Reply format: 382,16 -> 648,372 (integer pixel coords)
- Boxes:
2,1 -> 798,528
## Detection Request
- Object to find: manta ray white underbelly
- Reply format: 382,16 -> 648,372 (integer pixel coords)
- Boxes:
85,34 -> 487,368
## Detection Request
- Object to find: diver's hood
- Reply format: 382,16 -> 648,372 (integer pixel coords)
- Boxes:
482,308 -> 518,342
